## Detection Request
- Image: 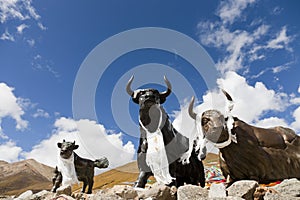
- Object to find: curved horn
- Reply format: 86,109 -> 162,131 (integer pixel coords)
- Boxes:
221,89 -> 234,112
188,96 -> 197,120
160,76 -> 172,98
221,89 -> 233,101
126,75 -> 134,96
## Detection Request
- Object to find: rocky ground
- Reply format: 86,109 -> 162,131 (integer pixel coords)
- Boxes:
1,178 -> 300,200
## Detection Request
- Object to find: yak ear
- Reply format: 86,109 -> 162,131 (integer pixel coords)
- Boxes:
131,91 -> 140,104
57,142 -> 62,148
74,144 -> 79,150
159,97 -> 167,104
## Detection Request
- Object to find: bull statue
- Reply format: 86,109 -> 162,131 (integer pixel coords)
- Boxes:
51,140 -> 109,194
126,76 -> 205,188
188,90 -> 300,185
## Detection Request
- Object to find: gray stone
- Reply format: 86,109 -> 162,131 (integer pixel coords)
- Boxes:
56,185 -> 72,196
15,190 -> 33,200
106,185 -> 138,199
262,191 -> 300,200
209,183 -> 227,198
177,184 -> 208,200
29,190 -> 54,200
227,180 -> 259,200
138,184 -> 176,200
271,178 -> 300,197
53,194 -> 76,200
91,190 -> 123,200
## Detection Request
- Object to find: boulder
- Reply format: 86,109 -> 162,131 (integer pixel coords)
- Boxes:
30,190 -> 54,200
227,180 -> 259,200
177,184 -> 208,200
15,190 -> 33,200
137,184 -> 176,200
271,178 -> 300,197
91,190 -> 123,200
209,183 -> 227,198
56,185 -> 72,196
106,185 -> 138,199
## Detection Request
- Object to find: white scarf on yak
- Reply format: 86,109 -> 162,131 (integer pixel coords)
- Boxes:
139,109 -> 174,185
57,152 -> 79,186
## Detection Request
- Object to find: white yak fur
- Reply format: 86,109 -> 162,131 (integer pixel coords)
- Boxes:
139,108 -> 174,185
57,152 -> 79,186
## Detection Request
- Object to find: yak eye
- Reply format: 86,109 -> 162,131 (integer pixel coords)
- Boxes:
201,117 -> 209,126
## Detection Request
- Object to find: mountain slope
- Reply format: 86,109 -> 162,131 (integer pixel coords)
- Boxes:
0,159 -> 54,195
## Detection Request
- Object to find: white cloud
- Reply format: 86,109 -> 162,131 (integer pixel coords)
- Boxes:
298,85 -> 300,94
197,22 -> 272,73
217,0 -> 256,25
16,23 -> 28,34
0,0 -> 45,44
0,0 -> 40,23
291,107 -> 300,131
26,38 -> 35,47
217,71 -> 288,122
24,117 -> 135,172
198,2 -> 295,77
0,83 -> 28,131
267,26 -> 292,51
0,29 -> 14,41
173,71 -> 290,131
32,109 -> 50,118
37,22 -> 47,31
0,141 -> 22,162
254,117 -> 288,128
272,65 -> 289,74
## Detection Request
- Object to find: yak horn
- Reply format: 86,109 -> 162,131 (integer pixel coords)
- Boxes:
160,76 -> 172,98
221,89 -> 233,101
221,89 -> 234,112
188,96 -> 197,120
126,75 -> 134,96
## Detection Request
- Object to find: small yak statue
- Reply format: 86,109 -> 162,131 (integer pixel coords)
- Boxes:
51,140 -> 109,194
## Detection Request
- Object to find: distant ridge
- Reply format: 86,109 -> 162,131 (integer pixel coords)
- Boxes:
0,159 -> 54,195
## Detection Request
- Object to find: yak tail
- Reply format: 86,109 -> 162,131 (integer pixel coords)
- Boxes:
94,157 -> 109,169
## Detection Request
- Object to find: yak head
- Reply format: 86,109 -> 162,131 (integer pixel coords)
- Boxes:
57,139 -> 79,159
126,76 -> 172,132
188,90 -> 234,144
126,75 -> 172,107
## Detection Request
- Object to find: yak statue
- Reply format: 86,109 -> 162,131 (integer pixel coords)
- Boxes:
51,140 -> 109,194
188,90 -> 300,185
126,76 -> 205,188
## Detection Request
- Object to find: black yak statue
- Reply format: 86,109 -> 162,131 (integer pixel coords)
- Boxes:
126,76 -> 206,188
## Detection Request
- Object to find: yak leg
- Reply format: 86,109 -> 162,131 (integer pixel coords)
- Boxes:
134,171 -> 152,188
51,172 -> 62,192
87,176 -> 94,194
80,177 -> 88,193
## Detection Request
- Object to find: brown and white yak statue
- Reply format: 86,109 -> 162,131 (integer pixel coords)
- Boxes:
188,90 -> 300,185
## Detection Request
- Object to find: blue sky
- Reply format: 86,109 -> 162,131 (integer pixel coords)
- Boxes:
0,0 -> 300,169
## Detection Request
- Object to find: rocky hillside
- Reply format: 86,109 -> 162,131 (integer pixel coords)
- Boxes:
0,159 -> 54,195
